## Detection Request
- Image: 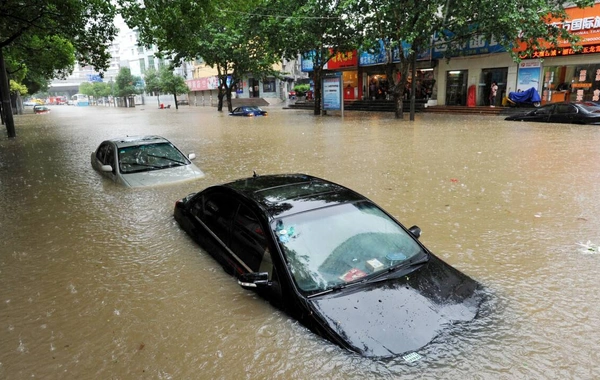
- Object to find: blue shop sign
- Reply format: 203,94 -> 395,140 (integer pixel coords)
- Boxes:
432,32 -> 506,59
358,40 -> 431,66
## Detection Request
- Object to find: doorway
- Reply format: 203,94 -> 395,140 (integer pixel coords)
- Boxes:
445,70 -> 468,106
480,68 -> 508,106
248,78 -> 260,98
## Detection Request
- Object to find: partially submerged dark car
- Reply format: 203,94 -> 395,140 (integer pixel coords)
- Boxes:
174,174 -> 483,359
505,102 -> 600,124
229,106 -> 268,117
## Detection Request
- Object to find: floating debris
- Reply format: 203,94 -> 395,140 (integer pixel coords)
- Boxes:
577,241 -> 599,254
403,352 -> 422,363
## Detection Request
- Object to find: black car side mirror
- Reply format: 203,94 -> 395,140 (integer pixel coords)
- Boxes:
408,225 -> 422,239
238,272 -> 270,289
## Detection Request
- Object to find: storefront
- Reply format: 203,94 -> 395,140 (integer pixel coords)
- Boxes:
520,3 -> 600,104
542,63 -> 600,103
434,32 -> 511,106
185,76 -> 220,106
358,42 -> 435,101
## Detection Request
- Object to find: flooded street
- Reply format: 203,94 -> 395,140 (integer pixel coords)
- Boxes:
1,104 -> 600,379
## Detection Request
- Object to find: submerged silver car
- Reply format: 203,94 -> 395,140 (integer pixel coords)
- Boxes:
91,135 -> 204,187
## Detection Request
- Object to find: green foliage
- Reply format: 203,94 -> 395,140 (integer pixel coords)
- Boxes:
143,68 -> 161,95
251,0 -> 362,115
9,80 -> 28,96
159,66 -> 189,96
293,83 -> 310,96
1,0 -> 118,137
79,81 -> 112,99
1,0 -> 117,81
114,67 -> 142,98
120,0 -> 285,111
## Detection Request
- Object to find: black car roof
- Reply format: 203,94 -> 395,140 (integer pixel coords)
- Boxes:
220,173 -> 366,218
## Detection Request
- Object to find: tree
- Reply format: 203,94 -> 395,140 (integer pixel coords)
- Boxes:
0,0 -> 117,137
352,0 -> 595,120
120,0 -> 285,112
159,66 -> 189,110
114,67 -> 142,107
79,81 -> 111,103
143,67 -> 162,107
261,0 -> 361,115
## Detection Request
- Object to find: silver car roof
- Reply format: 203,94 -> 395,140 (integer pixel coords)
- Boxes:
108,135 -> 170,149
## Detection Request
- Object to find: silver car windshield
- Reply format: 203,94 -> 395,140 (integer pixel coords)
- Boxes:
273,201 -> 424,293
118,143 -> 189,174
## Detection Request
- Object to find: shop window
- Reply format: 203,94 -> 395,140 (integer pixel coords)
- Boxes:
542,64 -> 600,103
262,78 -> 276,93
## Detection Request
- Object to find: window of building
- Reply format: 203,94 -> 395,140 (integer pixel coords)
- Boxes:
262,78 -> 276,93
542,64 -> 600,103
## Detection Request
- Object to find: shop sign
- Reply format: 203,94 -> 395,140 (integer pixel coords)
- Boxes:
518,3 -> 600,57
432,32 -> 506,59
301,51 -> 316,72
302,50 -> 357,71
571,83 -> 592,88
185,76 -> 222,91
326,50 -> 358,70
358,40 -> 431,66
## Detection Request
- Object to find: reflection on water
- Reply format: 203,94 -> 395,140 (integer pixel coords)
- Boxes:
1,105 -> 600,379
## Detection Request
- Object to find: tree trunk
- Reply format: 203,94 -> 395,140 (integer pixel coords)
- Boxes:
0,48 -> 16,138
173,94 -> 178,110
313,68 -> 322,116
410,52 -> 417,121
225,86 -> 233,112
217,89 -> 224,111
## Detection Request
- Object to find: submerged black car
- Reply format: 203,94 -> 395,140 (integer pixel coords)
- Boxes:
174,174 -> 483,359
505,102 -> 600,124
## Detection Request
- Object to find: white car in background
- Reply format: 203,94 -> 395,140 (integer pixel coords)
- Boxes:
91,135 -> 204,187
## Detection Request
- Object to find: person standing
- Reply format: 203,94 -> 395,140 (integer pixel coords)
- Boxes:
490,81 -> 498,107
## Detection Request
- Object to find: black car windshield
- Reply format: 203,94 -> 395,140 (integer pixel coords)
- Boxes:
273,201 -> 425,294
118,142 -> 189,174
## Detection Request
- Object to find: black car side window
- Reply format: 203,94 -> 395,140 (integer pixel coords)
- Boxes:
201,193 -> 238,246
230,204 -> 271,275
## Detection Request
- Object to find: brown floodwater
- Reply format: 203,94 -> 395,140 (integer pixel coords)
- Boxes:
1,104 -> 600,379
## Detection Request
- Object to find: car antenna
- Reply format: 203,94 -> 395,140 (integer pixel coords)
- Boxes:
253,170 -> 258,178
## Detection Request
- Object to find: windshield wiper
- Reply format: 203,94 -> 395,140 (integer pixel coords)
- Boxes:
307,280 -> 365,298
121,162 -> 162,169
147,154 -> 186,165
367,255 -> 429,283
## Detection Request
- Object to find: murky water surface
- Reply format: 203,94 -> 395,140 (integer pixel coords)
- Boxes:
1,104 -> 600,379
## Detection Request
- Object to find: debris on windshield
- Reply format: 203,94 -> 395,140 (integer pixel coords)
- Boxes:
366,258 -> 384,272
403,352 -> 422,363
339,268 -> 367,282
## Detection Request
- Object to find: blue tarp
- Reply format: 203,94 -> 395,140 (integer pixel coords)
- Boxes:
508,87 -> 541,103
